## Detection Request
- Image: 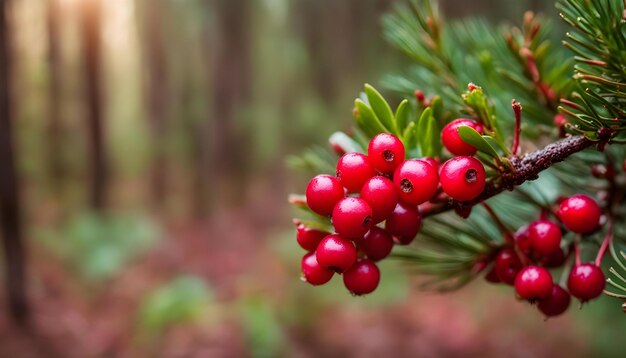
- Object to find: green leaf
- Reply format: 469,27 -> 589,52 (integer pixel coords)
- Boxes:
354,99 -> 388,138
457,126 -> 500,159
364,84 -> 397,134
402,121 -> 419,152
328,131 -> 364,154
395,99 -> 411,132
417,108 -> 439,158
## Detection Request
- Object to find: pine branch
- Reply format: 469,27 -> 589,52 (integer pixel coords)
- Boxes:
424,135 -> 596,216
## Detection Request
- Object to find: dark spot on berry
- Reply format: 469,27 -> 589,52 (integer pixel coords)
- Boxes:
383,149 -> 394,162
465,169 -> 477,184
400,178 -> 413,193
363,215 -> 373,228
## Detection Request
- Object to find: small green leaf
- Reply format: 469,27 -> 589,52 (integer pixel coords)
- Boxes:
354,99 -> 388,138
328,132 -> 363,154
457,126 -> 500,158
430,96 -> 444,125
395,99 -> 411,132
364,84 -> 397,134
402,121 -> 419,152
417,108 -> 439,158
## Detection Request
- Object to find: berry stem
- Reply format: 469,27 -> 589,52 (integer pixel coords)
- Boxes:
511,100 -> 522,155
423,135 -> 596,217
574,235 -> 582,266
481,202 -> 513,242
595,220 -> 613,267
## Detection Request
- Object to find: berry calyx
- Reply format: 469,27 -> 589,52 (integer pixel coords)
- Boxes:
514,266 -> 553,301
343,259 -> 381,295
393,159 -> 439,205
360,176 -> 398,223
306,175 -> 345,216
528,220 -> 562,256
567,263 -> 605,302
332,197 -> 373,239
439,156 -> 486,201
385,202 -> 422,245
537,284 -> 571,317
495,248 -> 522,285
367,133 -> 405,173
296,224 -> 329,252
336,152 -> 376,192
441,118 -> 484,156
357,227 -> 394,261
558,194 -> 602,234
316,234 -> 357,273
301,253 -> 334,286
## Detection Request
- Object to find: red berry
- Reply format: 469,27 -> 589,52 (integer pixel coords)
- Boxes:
441,118 -> 484,156
544,248 -> 566,268
343,259 -> 380,295
357,227 -> 394,261
514,266 -> 553,301
537,284 -> 571,317
514,225 -> 532,254
439,156 -> 486,201
485,266 -> 501,283
336,153 -> 376,192
360,176 -> 398,223
332,197 -> 373,239
559,194 -> 602,234
306,175 -> 345,216
567,263 -> 605,302
528,220 -> 562,256
385,203 -> 421,245
393,159 -> 439,205
495,248 -> 522,285
367,133 -> 405,173
316,234 -> 357,273
422,157 -> 439,171
301,252 -> 334,286
296,224 -> 329,252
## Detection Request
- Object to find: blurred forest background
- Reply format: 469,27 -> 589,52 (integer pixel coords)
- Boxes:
0,0 -> 624,357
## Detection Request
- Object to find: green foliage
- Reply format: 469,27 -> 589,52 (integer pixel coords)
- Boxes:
136,276 -> 214,338
36,212 -> 159,282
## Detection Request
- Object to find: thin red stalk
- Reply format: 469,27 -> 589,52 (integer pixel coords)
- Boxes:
574,235 -> 582,266
512,100 -> 522,155
595,221 -> 613,267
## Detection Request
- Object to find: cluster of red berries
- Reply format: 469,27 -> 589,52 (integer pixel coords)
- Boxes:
298,118 -> 491,295
484,194 -> 605,317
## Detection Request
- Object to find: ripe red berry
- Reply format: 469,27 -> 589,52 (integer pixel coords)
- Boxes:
514,225 -> 532,254
567,263 -> 605,302
558,194 -> 602,234
495,248 -> 522,285
441,118 -> 484,156
422,157 -> 439,171
332,197 -> 373,239
537,284 -> 571,317
544,248 -> 566,268
301,253 -> 333,286
316,234 -> 357,273
485,266 -> 501,284
367,133 -> 405,173
528,220 -> 562,256
357,227 -> 394,261
306,175 -> 345,216
439,156 -> 486,201
385,203 -> 422,245
343,259 -> 380,295
336,153 -> 376,192
393,159 -> 439,205
514,266 -> 553,301
360,176 -> 398,223
296,224 -> 329,252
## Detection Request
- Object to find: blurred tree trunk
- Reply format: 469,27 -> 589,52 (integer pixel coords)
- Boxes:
0,0 -> 28,323
80,0 -> 107,211
197,0 -> 251,216
46,0 -> 64,189
141,0 -> 169,207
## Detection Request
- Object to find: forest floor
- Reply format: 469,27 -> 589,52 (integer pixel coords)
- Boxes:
0,205 -> 591,358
